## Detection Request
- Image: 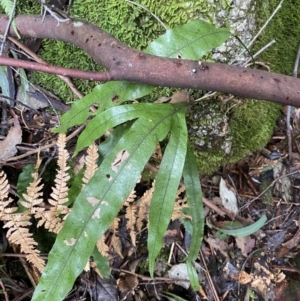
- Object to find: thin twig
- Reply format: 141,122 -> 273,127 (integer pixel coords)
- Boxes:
237,0 -> 284,58
8,36 -> 83,99
0,56 -> 110,81
199,249 -> 220,301
242,40 -> 276,66
111,268 -> 190,283
0,279 -> 9,301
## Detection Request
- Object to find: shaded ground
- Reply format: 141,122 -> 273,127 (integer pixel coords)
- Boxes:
1,98 -> 300,301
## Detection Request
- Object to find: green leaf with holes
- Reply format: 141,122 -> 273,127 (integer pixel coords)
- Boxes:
32,103 -> 186,301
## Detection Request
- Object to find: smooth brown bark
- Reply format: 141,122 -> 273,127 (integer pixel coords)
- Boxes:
0,14 -> 299,106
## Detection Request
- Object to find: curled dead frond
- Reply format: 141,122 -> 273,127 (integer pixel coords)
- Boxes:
82,143 -> 99,189
4,211 -> 45,272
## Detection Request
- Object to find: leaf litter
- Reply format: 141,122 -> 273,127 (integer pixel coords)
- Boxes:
2,104 -> 300,301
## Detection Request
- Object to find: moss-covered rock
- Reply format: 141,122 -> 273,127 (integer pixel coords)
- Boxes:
187,97 -> 280,174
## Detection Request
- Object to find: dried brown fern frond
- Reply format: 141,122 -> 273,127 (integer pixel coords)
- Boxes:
0,170 -> 10,200
136,180 -> 155,232
172,186 -> 191,221
4,211 -> 45,272
96,235 -> 109,258
21,155 -> 44,214
172,199 -> 190,221
49,133 -> 70,210
0,171 -> 17,218
110,217 -> 123,258
35,133 -> 70,233
124,177 -> 139,206
82,143 -> 99,189
35,210 -> 64,233
125,203 -> 137,246
122,178 -> 140,245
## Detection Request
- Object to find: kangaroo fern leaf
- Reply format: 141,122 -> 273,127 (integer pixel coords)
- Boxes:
183,145 -> 204,289
32,104 -> 183,301
148,105 -> 188,277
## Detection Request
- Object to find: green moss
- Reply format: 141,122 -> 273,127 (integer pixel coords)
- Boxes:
253,0 -> 300,75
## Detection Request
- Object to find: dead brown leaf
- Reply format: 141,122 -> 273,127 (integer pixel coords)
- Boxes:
170,90 -> 188,103
206,236 -> 229,258
0,115 -> 22,161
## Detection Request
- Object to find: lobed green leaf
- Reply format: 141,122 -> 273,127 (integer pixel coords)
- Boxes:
148,105 -> 188,277
54,81 -> 153,133
32,105 -> 183,301
74,103 -> 177,155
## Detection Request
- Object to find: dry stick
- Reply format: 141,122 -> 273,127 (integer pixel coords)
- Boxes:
111,268 -> 190,283
242,40 -> 276,67
199,249 -> 220,301
8,36 -> 83,99
7,38 -> 98,113
0,279 -> 9,301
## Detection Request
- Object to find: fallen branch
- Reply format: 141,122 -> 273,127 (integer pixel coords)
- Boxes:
0,15 -> 299,106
